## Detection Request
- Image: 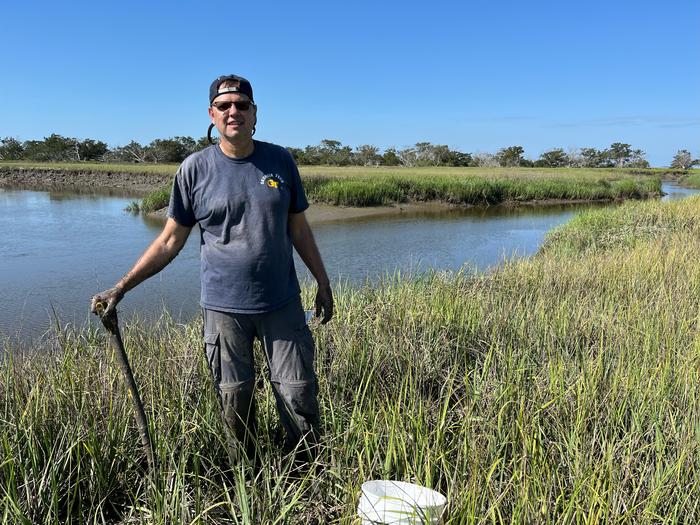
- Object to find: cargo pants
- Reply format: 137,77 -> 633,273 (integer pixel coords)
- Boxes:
203,297 -> 320,463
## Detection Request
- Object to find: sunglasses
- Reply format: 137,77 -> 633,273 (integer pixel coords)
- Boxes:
211,100 -> 254,112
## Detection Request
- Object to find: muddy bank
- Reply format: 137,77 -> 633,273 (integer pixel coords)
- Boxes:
145,202 -> 454,225
0,168 -> 171,197
148,200 -> 613,226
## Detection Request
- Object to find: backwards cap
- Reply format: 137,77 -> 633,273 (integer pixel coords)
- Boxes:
209,74 -> 254,104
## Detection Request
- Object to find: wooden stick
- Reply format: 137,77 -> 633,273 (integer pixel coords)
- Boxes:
94,303 -> 155,474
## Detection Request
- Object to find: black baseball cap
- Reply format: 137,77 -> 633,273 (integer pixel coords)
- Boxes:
209,74 -> 254,104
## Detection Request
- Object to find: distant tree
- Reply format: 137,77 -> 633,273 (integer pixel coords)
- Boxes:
566,147 -> 582,167
414,142 -> 434,166
286,146 -> 307,164
196,135 -> 215,150
536,148 -> 569,168
432,145 -> 453,166
19,135 -> 106,162
670,149 -> 697,170
144,141 -> 166,163
579,147 -> 597,167
0,137 -> 24,160
417,142 -> 445,166
397,146 -> 418,167
1,134 -> 664,170
394,142 -> 466,167
381,147 -> 401,166
626,148 -> 649,168
302,144 -> 322,165
335,146 -> 354,166
318,139 -> 342,164
146,136 -> 196,163
495,145 -> 525,167
339,147 -> 354,165
354,144 -> 382,166
473,152 -> 499,167
410,142 -> 438,166
444,150 -> 473,167
311,139 -> 353,165
607,142 -> 633,167
579,147 -> 609,168
23,134 -> 77,161
106,141 -> 150,163
76,139 -> 108,161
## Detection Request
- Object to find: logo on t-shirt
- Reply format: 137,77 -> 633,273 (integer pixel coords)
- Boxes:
260,173 -> 287,189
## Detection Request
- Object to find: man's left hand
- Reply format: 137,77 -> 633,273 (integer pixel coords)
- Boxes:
315,284 -> 334,324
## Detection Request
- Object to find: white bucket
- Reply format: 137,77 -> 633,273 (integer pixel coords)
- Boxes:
357,480 -> 447,524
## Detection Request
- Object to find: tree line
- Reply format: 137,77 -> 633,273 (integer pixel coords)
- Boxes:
0,134 -> 697,169
0,135 -> 211,164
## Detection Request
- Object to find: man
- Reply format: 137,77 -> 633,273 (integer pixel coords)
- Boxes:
91,74 -> 333,463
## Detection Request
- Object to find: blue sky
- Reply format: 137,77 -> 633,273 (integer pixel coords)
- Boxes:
2,0 -> 698,166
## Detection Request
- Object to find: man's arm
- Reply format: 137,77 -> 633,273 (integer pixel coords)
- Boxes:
288,211 -> 333,324
91,218 -> 192,314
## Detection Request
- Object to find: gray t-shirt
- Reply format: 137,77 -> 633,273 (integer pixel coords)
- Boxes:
167,141 -> 309,313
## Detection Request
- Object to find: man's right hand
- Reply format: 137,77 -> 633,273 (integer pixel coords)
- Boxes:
315,283 -> 334,324
91,286 -> 124,316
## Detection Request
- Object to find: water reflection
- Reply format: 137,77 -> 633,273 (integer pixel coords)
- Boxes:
2,183 -> 147,199
300,201 -> 602,284
661,181 -> 698,201
47,190 -> 137,202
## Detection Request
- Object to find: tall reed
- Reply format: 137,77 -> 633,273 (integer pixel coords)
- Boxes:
2,197 -> 699,523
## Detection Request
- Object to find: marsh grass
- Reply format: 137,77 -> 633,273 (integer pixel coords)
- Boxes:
0,161 -> 178,176
125,201 -> 141,214
3,197 -> 700,523
136,168 -> 660,211
541,195 -> 700,256
301,172 -> 660,206
140,188 -> 171,213
1,162 -> 662,209
681,171 -> 700,189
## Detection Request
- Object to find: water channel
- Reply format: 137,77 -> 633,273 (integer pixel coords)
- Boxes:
1,182 -> 696,342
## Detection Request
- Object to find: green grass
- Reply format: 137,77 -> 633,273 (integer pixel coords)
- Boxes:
140,187 -> 171,213
541,195 -> 700,256
2,196 -> 700,522
0,160 -> 179,175
136,168 -> 661,210
681,171 -> 700,189
301,167 -> 664,206
124,201 -> 141,213
302,171 -> 660,206
2,162 -> 663,209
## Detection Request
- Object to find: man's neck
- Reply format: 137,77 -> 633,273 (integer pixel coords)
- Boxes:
219,138 -> 255,159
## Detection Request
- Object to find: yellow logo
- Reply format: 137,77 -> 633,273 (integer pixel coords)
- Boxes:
260,173 -> 285,189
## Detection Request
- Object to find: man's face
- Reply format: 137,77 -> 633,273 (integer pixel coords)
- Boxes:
208,92 -> 257,143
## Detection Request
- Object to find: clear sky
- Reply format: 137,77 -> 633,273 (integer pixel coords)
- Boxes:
2,0 -> 698,166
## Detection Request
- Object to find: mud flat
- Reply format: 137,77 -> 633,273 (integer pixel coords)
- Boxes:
0,167 -> 170,196
145,202 -> 456,225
